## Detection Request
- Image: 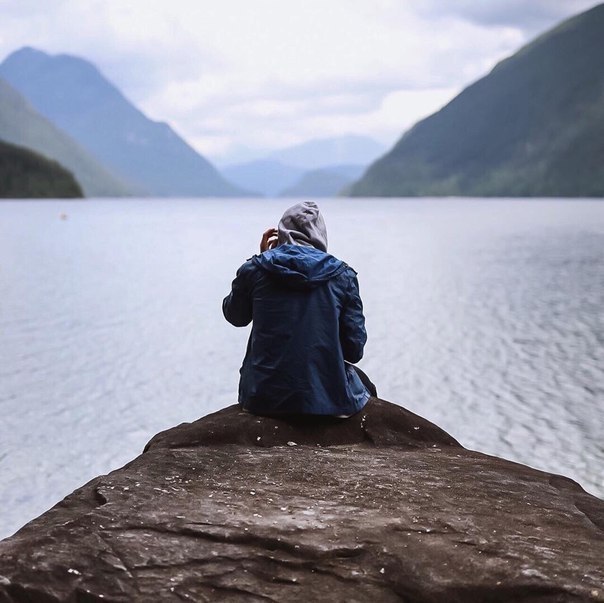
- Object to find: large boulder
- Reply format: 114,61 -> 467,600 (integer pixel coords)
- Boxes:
0,398 -> 602,602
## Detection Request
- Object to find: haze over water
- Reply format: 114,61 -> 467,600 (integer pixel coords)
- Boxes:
0,198 -> 603,539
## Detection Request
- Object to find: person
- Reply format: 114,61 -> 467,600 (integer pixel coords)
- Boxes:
223,201 -> 374,417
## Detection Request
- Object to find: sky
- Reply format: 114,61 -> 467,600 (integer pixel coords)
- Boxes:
0,0 -> 600,163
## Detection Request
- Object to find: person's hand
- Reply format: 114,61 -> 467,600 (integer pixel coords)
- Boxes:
260,228 -> 278,253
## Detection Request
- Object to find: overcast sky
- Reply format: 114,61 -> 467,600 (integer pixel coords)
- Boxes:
0,0 -> 600,162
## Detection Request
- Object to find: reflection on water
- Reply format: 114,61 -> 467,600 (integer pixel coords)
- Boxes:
0,198 -> 603,538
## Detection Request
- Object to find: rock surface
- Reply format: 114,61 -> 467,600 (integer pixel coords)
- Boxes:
0,398 -> 603,602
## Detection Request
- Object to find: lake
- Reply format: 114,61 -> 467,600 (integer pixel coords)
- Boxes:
0,197 -> 603,539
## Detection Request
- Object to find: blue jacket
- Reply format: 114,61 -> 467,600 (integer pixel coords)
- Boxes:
223,244 -> 369,416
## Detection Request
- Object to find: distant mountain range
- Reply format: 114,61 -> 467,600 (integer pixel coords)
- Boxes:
0,47 -> 247,197
222,160 -> 303,197
281,165 -> 366,198
0,47 -> 381,199
223,136 -> 383,197
4,0 -> 601,201
0,139 -> 82,198
268,135 -> 386,170
349,3 -> 604,197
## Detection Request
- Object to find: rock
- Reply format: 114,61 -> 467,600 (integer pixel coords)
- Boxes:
0,398 -> 602,602
145,398 -> 461,451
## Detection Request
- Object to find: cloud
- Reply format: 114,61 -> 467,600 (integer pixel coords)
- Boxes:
133,2 -> 526,157
0,0 -> 599,162
413,0 -> 600,31
176,85 -> 460,159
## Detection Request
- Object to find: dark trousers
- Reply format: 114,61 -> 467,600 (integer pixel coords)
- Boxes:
348,363 -> 378,398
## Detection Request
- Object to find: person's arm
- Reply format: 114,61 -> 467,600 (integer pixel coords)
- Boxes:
339,271 -> 367,363
222,261 -> 256,327
223,228 -> 276,326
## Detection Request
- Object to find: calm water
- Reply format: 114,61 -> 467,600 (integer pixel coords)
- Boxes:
0,198 -> 603,539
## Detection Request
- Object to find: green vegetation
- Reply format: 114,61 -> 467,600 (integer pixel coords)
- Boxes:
0,139 -> 82,198
0,78 -> 133,197
350,4 -> 604,197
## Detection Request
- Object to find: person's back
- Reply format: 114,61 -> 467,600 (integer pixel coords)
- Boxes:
223,201 -> 370,416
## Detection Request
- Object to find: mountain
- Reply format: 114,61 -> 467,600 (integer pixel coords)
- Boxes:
0,47 -> 247,197
349,4 -> 604,197
0,78 -> 132,196
280,164 -> 366,197
269,135 -> 386,170
0,139 -> 83,198
219,137 -> 382,197
222,160 -> 303,197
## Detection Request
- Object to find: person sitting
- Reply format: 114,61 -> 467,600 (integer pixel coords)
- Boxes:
223,201 -> 374,417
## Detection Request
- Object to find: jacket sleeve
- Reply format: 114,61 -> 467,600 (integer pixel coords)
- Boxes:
222,261 -> 256,327
339,271 -> 367,363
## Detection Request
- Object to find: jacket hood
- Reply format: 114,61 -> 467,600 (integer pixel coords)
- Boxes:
253,244 -> 347,288
277,201 -> 328,252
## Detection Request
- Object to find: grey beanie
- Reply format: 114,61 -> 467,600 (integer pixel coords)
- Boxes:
277,201 -> 328,252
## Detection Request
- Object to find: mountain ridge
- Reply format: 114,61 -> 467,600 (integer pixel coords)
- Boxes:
349,3 -> 604,197
268,134 -> 386,170
220,136 -> 384,197
280,164 -> 366,197
222,159 -> 301,197
0,47 -> 248,197
0,78 -> 134,197
0,138 -> 83,198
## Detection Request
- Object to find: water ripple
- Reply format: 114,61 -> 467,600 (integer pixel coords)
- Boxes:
0,198 -> 603,539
